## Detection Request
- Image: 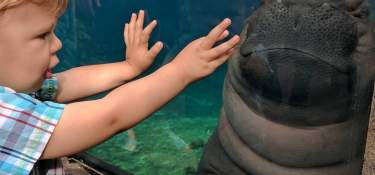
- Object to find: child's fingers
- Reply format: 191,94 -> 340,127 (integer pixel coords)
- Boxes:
200,18 -> 232,50
135,10 -> 145,42
124,23 -> 129,45
206,35 -> 240,61
129,13 -> 137,43
146,41 -> 163,59
210,48 -> 235,68
218,30 -> 229,41
141,20 -> 157,43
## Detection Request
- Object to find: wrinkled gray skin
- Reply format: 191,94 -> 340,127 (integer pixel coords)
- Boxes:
198,0 -> 375,174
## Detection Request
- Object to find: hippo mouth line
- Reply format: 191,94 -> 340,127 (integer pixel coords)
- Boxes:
237,46 -> 354,116
245,47 -> 348,73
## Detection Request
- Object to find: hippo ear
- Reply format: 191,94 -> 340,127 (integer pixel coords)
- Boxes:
345,0 -> 370,18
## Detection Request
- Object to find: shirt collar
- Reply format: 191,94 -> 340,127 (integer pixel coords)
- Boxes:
0,85 -> 16,93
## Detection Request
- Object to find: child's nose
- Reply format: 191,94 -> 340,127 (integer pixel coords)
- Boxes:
50,32 -> 62,54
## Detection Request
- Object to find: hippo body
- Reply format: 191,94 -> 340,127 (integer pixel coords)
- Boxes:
198,0 -> 375,174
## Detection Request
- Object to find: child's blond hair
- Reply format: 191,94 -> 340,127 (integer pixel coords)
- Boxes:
0,0 -> 68,15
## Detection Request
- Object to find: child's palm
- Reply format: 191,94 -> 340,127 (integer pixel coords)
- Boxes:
172,19 -> 240,83
124,10 -> 163,74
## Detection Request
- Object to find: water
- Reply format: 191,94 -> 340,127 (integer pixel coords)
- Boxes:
55,0 -> 258,174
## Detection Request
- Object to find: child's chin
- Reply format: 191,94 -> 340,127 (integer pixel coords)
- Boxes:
30,79 -> 44,92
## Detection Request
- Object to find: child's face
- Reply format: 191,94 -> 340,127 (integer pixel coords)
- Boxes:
0,2 -> 62,93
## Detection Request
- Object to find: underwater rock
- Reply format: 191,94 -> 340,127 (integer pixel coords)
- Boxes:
188,139 -> 206,150
184,167 -> 196,175
198,0 -> 375,174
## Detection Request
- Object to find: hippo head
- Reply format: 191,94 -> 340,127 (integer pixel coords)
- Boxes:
229,0 -> 375,126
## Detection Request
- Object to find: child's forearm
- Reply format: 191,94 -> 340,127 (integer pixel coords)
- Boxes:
55,61 -> 140,102
104,63 -> 189,131
41,63 -> 188,159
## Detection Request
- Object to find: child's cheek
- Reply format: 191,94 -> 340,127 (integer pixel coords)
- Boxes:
30,39 -> 50,65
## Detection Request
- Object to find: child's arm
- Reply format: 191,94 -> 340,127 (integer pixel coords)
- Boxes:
40,18 -> 240,159
55,10 -> 162,102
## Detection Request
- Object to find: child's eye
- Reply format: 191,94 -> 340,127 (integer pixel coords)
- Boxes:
38,32 -> 50,39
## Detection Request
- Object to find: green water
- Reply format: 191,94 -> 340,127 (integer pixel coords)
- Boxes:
88,112 -> 218,175
87,90 -> 222,175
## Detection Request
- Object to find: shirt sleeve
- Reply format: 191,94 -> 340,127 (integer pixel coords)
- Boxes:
0,79 -> 65,174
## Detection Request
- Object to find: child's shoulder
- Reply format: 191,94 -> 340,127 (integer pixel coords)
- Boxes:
0,84 -> 65,174
0,83 -> 65,125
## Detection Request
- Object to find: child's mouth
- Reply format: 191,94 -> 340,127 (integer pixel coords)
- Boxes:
45,69 -> 53,79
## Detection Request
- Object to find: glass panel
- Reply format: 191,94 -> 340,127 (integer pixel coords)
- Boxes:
55,1 -> 375,175
55,1 -> 258,174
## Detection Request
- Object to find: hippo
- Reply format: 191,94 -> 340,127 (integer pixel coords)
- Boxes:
198,0 -> 375,174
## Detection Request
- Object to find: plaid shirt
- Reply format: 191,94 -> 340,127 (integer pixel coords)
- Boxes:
0,76 -> 65,175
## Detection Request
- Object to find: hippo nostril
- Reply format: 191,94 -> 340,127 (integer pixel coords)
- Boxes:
322,2 -> 331,9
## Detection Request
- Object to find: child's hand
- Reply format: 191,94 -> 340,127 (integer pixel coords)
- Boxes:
124,10 -> 163,75
171,18 -> 240,84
